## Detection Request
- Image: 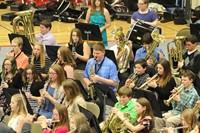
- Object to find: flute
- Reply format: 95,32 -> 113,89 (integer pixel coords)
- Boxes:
159,126 -> 188,132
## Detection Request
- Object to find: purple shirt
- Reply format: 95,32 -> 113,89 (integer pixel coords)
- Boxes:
132,9 -> 157,22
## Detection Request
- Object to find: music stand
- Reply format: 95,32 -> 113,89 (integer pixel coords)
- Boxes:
75,23 -> 102,41
45,45 -> 60,62
8,33 -> 32,56
190,24 -> 200,42
3,88 -> 33,115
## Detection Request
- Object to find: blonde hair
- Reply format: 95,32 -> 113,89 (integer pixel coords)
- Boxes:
11,37 -> 23,48
31,42 -> 45,68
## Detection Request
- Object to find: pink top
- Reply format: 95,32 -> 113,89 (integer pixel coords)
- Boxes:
42,126 -> 68,133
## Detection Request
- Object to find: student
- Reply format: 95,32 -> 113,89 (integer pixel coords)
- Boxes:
70,112 -> 89,130
57,46 -> 76,79
131,0 -> 158,26
29,42 -> 51,80
7,37 -> 28,70
22,64 -> 44,114
41,104 -> 70,133
35,19 -> 57,47
155,70 -> 199,129
83,43 -> 119,92
7,94 -> 27,133
85,0 -> 111,46
115,97 -> 154,132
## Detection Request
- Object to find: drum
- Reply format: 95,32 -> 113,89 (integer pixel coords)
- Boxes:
126,20 -> 161,45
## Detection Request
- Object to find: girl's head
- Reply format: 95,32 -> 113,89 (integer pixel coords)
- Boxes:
22,64 -> 41,83
75,123 -> 93,133
53,104 -> 70,130
49,64 -> 65,86
57,46 -> 76,68
62,79 -> 81,104
10,94 -> 27,115
117,86 -> 132,106
70,112 -> 88,129
2,57 -> 17,78
69,28 -> 83,44
91,0 -> 104,14
136,98 -> 153,119
32,42 -> 44,58
114,27 -> 125,45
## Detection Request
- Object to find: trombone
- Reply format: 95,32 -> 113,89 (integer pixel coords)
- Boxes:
163,84 -> 184,106
138,73 -> 158,90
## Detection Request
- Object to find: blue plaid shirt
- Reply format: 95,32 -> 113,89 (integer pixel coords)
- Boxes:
171,85 -> 199,115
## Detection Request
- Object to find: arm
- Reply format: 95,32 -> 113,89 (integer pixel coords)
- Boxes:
76,42 -> 91,62
64,65 -> 74,79
16,116 -> 25,133
94,75 -> 118,87
145,18 -> 158,26
85,8 -> 91,23
127,41 -> 134,61
100,8 -> 111,32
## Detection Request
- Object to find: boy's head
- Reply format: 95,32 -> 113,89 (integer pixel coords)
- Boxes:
118,86 -> 132,106
185,34 -> 198,52
134,58 -> 147,75
39,19 -> 52,35
93,43 -> 105,62
141,33 -> 153,50
11,37 -> 23,53
181,70 -> 195,88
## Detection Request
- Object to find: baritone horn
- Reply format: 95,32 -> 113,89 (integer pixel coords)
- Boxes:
163,84 -> 184,106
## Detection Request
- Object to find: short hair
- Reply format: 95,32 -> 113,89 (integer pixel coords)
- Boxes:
40,19 -> 52,30
11,37 -> 23,47
142,0 -> 149,5
117,86 -> 132,98
141,33 -> 153,44
93,43 -> 105,52
185,34 -> 198,44
134,58 -> 147,68
181,70 -> 195,81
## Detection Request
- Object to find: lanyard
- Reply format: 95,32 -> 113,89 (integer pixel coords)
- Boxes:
95,57 -> 105,74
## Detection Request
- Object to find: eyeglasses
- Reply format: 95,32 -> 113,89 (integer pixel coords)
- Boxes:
53,113 -> 59,117
48,72 -> 57,75
4,64 -> 11,66
137,3 -> 145,5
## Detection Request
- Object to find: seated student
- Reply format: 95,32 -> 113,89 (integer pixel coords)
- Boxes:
7,94 -> 27,133
70,112 -> 89,131
115,97 -> 154,132
41,104 -> 70,133
166,108 -> 199,133
75,123 -> 93,133
155,70 -> 199,130
134,33 -> 165,62
7,37 -> 29,70
83,43 -> 119,92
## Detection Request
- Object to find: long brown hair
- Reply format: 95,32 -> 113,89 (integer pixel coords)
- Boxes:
58,46 -> 76,68
156,59 -> 172,88
50,64 -> 65,88
62,79 -> 83,105
69,28 -> 84,45
91,0 -> 104,14
53,104 -> 70,131
22,64 -> 41,83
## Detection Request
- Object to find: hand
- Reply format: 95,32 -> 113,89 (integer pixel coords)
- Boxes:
91,74 -> 99,83
196,100 -> 200,109
126,41 -> 132,49
178,60 -> 184,68
43,91 -> 50,99
147,81 -> 157,88
24,114 -> 34,123
41,119 -> 48,129
6,51 -> 14,58
171,87 -> 178,93
38,97 -> 44,103
166,127 -> 175,133
116,111 -> 125,120
25,92 -> 32,99
111,107 -> 118,114
100,27 -> 104,32
73,52 -> 78,59
1,82 -> 8,88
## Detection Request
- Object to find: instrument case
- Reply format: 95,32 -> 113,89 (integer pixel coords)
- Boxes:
1,12 -> 16,21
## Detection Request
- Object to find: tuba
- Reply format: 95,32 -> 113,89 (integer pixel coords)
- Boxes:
12,10 -> 36,46
167,36 -> 186,76
145,32 -> 165,61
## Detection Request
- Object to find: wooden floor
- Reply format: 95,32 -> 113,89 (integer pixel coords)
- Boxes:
0,8 -> 189,47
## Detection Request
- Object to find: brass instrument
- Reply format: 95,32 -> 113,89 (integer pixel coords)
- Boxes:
163,84 -> 184,106
193,104 -> 200,115
138,73 -> 159,90
126,71 -> 138,87
88,59 -> 96,100
13,10 -> 36,46
167,36 -> 186,75
145,32 -> 165,61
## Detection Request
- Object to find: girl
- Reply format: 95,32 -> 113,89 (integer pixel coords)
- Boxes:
8,94 -> 27,133
115,97 -> 154,133
39,64 -> 65,119
22,64 -> 44,114
57,46 -> 76,79
41,104 -> 70,133
85,0 -> 111,46
70,112 -> 88,130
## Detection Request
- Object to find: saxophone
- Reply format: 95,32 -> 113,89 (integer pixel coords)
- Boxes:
88,59 -> 96,100
12,10 -> 36,46
145,32 -> 165,61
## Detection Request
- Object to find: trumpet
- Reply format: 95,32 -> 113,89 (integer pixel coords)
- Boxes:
126,71 -> 138,87
163,84 -> 184,106
138,73 -> 158,90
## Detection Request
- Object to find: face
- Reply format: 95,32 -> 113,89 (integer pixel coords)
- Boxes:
26,69 -> 33,81
40,24 -> 49,35
33,45 -> 41,57
119,95 -> 130,106
136,102 -> 145,115
12,42 -> 21,54
52,109 -> 59,121
72,32 -> 79,43
185,41 -> 196,52
181,76 -> 193,88
10,97 -> 18,112
181,116 -> 188,127
93,50 -> 105,62
157,64 -> 164,75
4,60 -> 12,72
114,36 -> 120,45
135,64 -> 146,75
95,0 -> 100,7
48,68 -> 57,82
143,43 -> 151,50
137,0 -> 148,11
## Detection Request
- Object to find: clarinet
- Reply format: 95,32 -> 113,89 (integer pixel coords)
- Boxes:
0,70 -> 7,95
33,79 -> 51,121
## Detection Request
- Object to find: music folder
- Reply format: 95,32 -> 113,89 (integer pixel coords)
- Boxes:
45,45 -> 60,62
3,88 -> 33,115
75,23 -> 102,41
